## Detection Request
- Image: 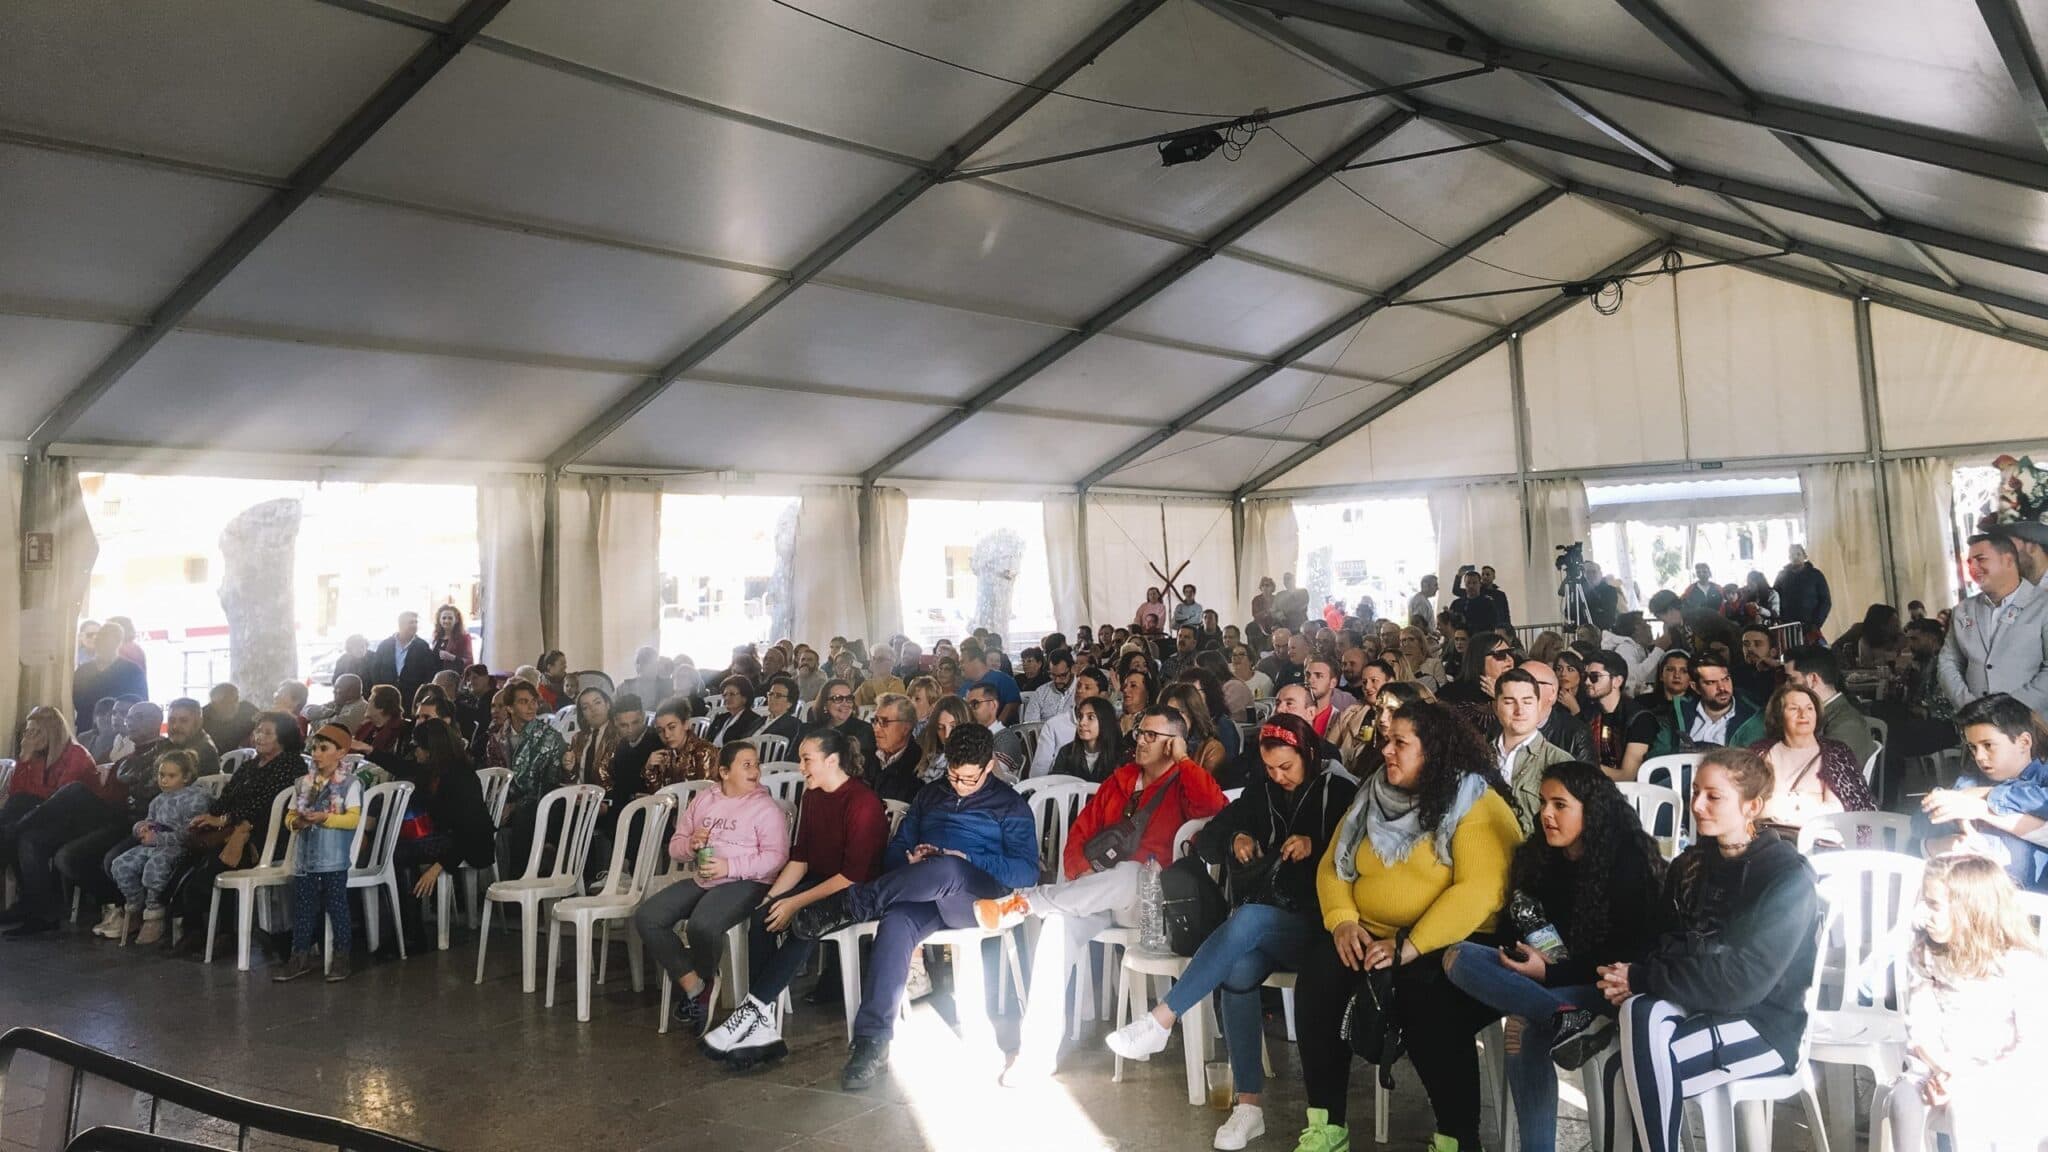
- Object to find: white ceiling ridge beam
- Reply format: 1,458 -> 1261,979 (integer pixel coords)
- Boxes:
1569,180 -> 2048,328
1976,0 -> 2048,156
43,440 -> 545,480
1075,185 -> 1564,490
542,0 -> 1173,473
1233,238 -> 1666,496
1228,0 -> 2048,196
24,0 -> 515,452
1421,105 -> 2048,280
854,108 -> 1418,484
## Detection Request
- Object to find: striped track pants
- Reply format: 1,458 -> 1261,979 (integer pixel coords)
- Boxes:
1618,996 -> 1786,1152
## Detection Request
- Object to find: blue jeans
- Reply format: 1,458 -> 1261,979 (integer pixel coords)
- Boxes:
1161,903 -> 1317,1096
1443,941 -> 1600,1152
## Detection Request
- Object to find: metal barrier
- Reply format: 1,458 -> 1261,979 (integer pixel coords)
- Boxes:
1510,622 -> 1570,650
1769,621 -> 1806,649
0,1027 -> 439,1152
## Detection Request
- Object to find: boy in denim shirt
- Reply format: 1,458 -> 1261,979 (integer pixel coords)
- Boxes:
1922,693 -> 2048,890
273,723 -> 362,982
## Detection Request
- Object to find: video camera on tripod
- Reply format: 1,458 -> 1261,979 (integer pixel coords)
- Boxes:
1555,541 -> 1590,627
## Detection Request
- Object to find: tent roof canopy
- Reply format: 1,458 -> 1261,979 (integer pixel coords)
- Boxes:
6,0 -> 2047,494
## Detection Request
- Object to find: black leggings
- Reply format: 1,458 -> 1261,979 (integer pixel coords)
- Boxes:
1295,931 -> 1504,1144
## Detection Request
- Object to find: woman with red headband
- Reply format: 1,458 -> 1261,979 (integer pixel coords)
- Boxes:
1103,711 -> 1357,1151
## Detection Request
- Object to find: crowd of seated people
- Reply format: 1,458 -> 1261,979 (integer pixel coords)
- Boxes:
6,550 -> 2047,1151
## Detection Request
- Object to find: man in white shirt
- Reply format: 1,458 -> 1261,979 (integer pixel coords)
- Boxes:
1407,574 -> 1438,631
1021,649 -> 1076,725
1028,667 -> 1110,778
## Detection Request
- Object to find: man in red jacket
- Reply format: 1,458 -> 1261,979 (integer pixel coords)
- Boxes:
976,705 -> 1226,1081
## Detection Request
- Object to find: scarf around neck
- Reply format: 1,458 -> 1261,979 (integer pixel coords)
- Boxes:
1331,768 -> 1490,882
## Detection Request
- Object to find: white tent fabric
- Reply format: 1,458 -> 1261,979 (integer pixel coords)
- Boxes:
1521,273 -> 1684,471
1084,496 -> 1235,628
1429,483 -> 1525,628
17,457 -> 97,720
794,485 -> 867,645
861,486 -> 909,643
0,454 -> 23,745
1272,346 -> 1517,490
1799,464 -> 1887,631
1673,266 -> 1865,460
1522,478 -> 1589,623
475,473 -> 545,672
1239,499 -> 1299,619
1884,457 -> 1958,611
555,475 -> 661,679
1042,494 -> 1089,634
1870,306 -> 2048,450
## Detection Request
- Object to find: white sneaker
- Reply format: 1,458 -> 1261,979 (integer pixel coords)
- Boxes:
701,996 -> 776,1055
905,946 -> 933,1001
1105,1013 -> 1172,1062
1212,1103 -> 1265,1151
90,905 -> 125,939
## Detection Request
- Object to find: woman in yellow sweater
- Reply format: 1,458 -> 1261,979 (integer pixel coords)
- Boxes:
1292,701 -> 1522,1152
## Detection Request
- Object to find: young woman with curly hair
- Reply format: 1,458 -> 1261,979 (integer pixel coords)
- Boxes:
1443,761 -> 1667,1152
1292,700 -> 1523,1152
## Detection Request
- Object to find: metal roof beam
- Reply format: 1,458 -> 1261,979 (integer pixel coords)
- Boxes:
1228,0 -> 2048,196
1076,185 -> 1562,489
540,0 -> 1171,472
24,0 -> 512,450
1233,239 -> 1666,496
1978,0 -> 2048,156
854,109 -> 1418,484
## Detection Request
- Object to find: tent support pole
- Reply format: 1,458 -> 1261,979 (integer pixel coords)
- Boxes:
1854,298 -> 1901,606
1509,330 -> 1536,605
541,472 -> 560,653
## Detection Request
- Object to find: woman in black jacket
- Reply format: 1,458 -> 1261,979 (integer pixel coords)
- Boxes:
1049,696 -> 1122,784
390,717 -> 496,947
175,712 -> 306,954
1102,712 -> 1356,1151
1443,760 -> 1666,1152
1598,746 -> 1820,1152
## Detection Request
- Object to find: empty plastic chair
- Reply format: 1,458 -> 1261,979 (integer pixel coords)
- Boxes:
475,784 -> 606,993
546,793 -> 677,1022
334,780 -> 415,971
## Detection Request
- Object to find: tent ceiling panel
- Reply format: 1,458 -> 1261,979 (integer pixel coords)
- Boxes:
581,380 -> 935,474
1548,86 -> 1852,202
1294,306 -> 1496,383
68,332 -> 633,461
465,0 -> 1123,159
1000,335 -> 1252,420
1271,344 -> 1515,488
190,198 -> 776,369
1403,196 -> 1657,325
1672,264 -> 1867,460
1989,305 -> 2048,340
0,144 -> 267,315
0,0 -> 428,174
825,179 -> 1185,326
0,315 -> 130,440
1738,204 -> 1935,271
1201,369 -> 1402,440
1917,248 -> 2048,315
1103,428 -> 1303,491
966,0 -> 1390,236
1654,0 -> 2041,155
331,48 -> 912,270
695,285 -> 1055,403
891,412 -> 1164,485
1117,256 -> 1368,358
1804,139 -> 2048,259
1233,121 -> 1549,291
1429,0 -> 1701,82
1870,304 -> 2048,449
1522,274 -> 1687,472
1493,147 -> 1762,230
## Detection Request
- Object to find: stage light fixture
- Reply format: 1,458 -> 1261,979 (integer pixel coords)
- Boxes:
1158,129 -> 1226,167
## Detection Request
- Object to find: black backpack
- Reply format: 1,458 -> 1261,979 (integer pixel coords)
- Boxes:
1340,928 -> 1408,1089
1158,855 -> 1229,957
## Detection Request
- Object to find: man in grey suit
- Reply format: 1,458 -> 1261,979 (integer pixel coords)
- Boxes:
1938,531 -> 2048,714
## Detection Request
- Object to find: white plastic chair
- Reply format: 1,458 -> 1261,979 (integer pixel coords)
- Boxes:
1796,811 -> 1914,855
688,715 -> 713,738
743,733 -> 789,763
431,766 -> 516,951
191,775 -> 229,801
218,747 -> 258,775
1640,752 -> 1703,842
1860,742 -> 1884,791
1010,721 -> 1044,770
0,758 -> 14,800
2020,889 -> 2048,937
475,784 -> 606,993
205,786 -> 297,971
330,780 -> 415,971
758,770 -> 805,805
1247,699 -> 1276,722
647,779 -> 728,1033
1616,781 -> 1683,858
546,793 -> 677,1022
1112,817 -> 1211,1102
1810,851 -> 1921,1152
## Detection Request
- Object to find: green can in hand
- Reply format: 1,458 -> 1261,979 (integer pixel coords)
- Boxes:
695,844 -> 714,871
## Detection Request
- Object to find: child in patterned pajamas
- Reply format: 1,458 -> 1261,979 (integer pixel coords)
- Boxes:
107,749 -> 211,945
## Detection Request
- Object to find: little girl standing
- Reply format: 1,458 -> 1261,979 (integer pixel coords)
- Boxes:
273,723 -> 363,984
106,749 -> 211,945
1888,851 -> 2048,1151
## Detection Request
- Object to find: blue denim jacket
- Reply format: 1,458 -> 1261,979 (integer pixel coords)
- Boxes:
292,772 -> 361,876
1987,758 -> 2048,818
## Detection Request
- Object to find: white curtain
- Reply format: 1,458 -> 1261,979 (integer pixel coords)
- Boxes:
475,473 -> 545,673
794,485 -> 867,644
861,486 -> 908,643
17,456 -> 98,723
1800,463 -> 1888,626
1085,496 -> 1233,631
1042,493 -> 1089,633
1522,478 -> 1590,626
1429,483 -> 1526,627
1163,501 -> 1236,624
0,454 -> 24,747
555,476 -> 663,679
1238,498 -> 1299,627
1884,457 -> 1957,611
1871,305 -> 2048,450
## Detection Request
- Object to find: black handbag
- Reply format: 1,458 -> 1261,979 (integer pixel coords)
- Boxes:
1339,928 -> 1408,1089
1082,768 -> 1179,872
1159,856 -> 1228,957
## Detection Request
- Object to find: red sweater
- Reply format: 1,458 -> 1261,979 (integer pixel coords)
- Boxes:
791,777 -> 886,884
1062,759 -> 1227,879
12,742 -> 101,802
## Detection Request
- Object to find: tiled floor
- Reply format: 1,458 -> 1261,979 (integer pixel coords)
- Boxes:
0,922 -> 1555,1152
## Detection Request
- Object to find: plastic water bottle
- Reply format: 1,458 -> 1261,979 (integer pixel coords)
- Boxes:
1138,859 -> 1169,952
1508,891 -> 1569,962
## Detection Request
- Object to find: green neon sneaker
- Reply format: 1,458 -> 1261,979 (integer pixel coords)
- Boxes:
1425,1135 -> 1460,1152
1291,1108 -> 1351,1152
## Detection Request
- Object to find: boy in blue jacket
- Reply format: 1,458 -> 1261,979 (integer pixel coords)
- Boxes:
793,722 -> 1041,1091
1922,693 -> 2048,890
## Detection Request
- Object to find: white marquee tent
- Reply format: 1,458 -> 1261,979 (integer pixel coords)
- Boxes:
8,0 -> 2048,739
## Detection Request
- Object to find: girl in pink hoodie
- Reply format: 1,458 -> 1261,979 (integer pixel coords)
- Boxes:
630,743 -> 790,1028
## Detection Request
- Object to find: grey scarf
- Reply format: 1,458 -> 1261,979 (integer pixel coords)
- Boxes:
1331,769 -> 1491,882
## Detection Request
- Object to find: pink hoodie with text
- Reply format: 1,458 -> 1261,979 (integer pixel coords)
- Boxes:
670,786 -> 790,886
